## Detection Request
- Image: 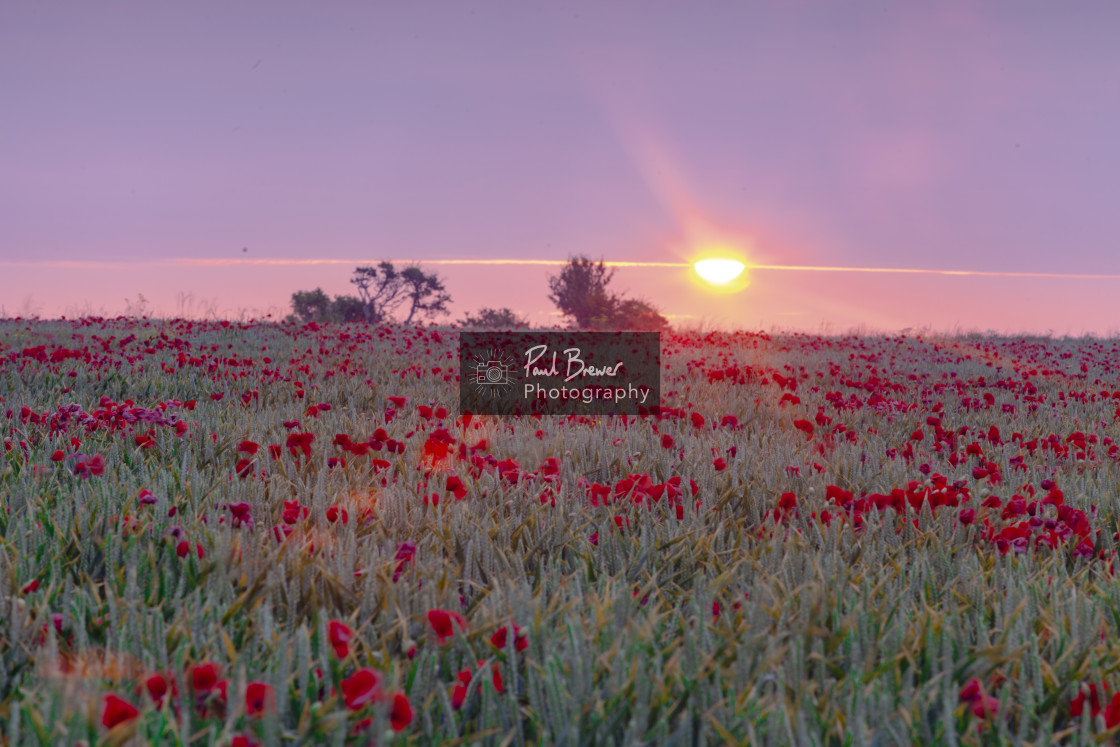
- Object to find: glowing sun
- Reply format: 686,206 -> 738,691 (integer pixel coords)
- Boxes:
693,258 -> 746,285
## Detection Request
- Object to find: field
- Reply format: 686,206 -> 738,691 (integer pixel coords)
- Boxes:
4,318 -> 1120,746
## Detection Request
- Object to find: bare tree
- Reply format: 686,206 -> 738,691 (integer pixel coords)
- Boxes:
350,262 -> 408,323
350,262 -> 451,324
399,266 -> 452,323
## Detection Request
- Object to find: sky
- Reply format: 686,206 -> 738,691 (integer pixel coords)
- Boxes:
3,1 -> 1120,333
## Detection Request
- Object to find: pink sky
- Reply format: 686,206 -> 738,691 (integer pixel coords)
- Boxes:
3,2 -> 1119,333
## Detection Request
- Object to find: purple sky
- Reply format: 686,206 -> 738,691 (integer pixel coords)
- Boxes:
3,2 -> 1120,332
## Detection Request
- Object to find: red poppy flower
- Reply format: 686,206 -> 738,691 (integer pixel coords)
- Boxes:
1106,693 -> 1120,729
451,670 -> 470,710
191,662 -> 222,692
228,502 -> 253,527
393,542 -> 417,582
145,672 -> 177,708
489,624 -> 528,652
389,692 -> 413,731
959,678 -> 999,719
101,693 -> 140,729
329,620 -> 355,658
1071,682 -> 1105,719
446,474 -> 468,499
427,609 -> 468,644
286,432 -> 314,459
245,681 -> 274,716
341,668 -> 384,710
450,661 -> 501,709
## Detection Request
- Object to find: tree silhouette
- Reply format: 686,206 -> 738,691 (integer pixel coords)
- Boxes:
331,295 -> 366,322
350,262 -> 451,323
612,297 -> 670,331
289,288 -> 334,323
350,262 -> 407,323
289,263 -> 452,325
399,266 -> 452,323
547,255 -> 669,330
288,288 -> 366,324
547,256 -> 618,328
459,307 -> 529,329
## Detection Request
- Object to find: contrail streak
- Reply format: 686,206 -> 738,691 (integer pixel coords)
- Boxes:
747,264 -> 1120,280
4,257 -> 1120,280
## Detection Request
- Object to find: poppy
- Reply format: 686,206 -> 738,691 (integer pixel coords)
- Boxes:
329,620 -> 355,659
341,668 -> 384,710
145,672 -> 176,708
428,609 -> 468,644
101,693 -> 140,729
489,624 -> 528,652
446,475 -> 468,499
191,662 -> 222,693
245,681 -> 273,716
390,692 -> 413,731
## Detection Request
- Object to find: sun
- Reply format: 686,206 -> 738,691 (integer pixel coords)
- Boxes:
694,258 -> 746,285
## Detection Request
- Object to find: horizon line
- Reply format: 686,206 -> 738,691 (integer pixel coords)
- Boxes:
3,256 -> 1120,280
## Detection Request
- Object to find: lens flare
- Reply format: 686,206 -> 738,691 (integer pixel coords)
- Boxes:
694,259 -> 746,285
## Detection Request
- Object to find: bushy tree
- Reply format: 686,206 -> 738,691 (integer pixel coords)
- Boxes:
331,295 -> 366,323
547,255 -> 670,331
288,289 -> 367,324
289,288 -> 334,324
547,256 -> 617,328
610,297 -> 670,331
459,307 -> 529,329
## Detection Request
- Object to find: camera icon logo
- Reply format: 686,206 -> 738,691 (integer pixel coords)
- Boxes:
477,360 -> 510,385
470,347 -> 516,399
